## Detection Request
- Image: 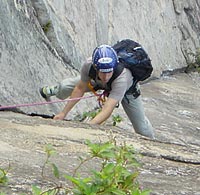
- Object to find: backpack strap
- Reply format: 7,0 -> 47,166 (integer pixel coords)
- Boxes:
106,62 -> 124,91
88,63 -> 124,92
88,64 -> 96,80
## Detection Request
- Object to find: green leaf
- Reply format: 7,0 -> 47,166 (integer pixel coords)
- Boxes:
51,163 -> 60,178
64,174 -> 80,186
45,144 -> 56,157
0,169 -> 8,185
64,174 -> 92,188
103,163 -> 115,174
32,185 -> 42,195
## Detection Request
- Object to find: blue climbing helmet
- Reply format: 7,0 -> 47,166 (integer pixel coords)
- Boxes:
92,45 -> 118,72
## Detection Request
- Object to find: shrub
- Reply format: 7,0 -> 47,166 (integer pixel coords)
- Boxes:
38,138 -> 151,195
1,139 -> 151,195
185,48 -> 200,73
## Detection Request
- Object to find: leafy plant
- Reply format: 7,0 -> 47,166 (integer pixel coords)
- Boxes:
112,114 -> 123,126
185,48 -> 200,73
0,167 -> 9,185
64,139 -> 150,195
0,169 -> 8,185
82,109 -> 101,121
31,144 -> 63,195
0,166 -> 9,195
42,144 -> 59,179
42,21 -> 52,34
73,108 -> 101,122
32,185 -> 60,195
0,140 -> 150,195
75,109 -> 123,126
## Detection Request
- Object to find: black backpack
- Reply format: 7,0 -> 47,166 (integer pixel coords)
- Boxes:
112,39 -> 153,86
89,39 -> 153,92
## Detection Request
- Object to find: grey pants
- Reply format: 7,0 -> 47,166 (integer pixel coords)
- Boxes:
121,94 -> 154,138
55,76 -> 81,100
55,76 -> 154,138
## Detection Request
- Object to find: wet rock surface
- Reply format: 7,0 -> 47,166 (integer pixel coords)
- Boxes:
0,72 -> 200,195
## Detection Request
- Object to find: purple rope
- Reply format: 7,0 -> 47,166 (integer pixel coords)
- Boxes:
0,95 -> 95,110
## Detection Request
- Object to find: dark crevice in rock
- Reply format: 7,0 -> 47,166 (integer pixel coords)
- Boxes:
140,152 -> 200,165
30,0 -> 79,72
184,5 -> 200,37
0,107 -> 25,114
0,109 -> 54,119
160,67 -> 186,77
28,112 -> 54,119
172,0 -> 181,15
160,155 -> 200,165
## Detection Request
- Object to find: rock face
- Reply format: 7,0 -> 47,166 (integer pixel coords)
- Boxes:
0,0 -> 200,115
0,0 -> 79,115
0,1 -> 200,194
0,72 -> 200,195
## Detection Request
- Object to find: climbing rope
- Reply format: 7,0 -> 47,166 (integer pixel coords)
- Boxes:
0,95 -> 95,110
0,82 -> 110,111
